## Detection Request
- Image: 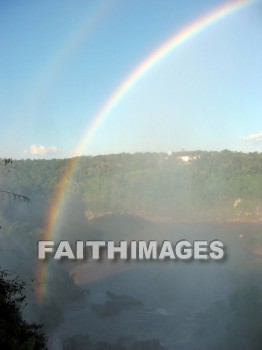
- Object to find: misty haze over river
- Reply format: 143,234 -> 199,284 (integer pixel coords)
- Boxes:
49,218 -> 261,350
1,152 -> 261,349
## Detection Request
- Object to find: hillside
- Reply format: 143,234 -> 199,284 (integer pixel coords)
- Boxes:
2,150 -> 262,221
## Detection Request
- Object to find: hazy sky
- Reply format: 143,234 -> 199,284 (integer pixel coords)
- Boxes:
0,0 -> 261,159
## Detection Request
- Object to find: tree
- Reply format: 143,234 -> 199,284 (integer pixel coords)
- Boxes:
0,158 -> 47,349
0,158 -> 30,203
0,269 -> 47,349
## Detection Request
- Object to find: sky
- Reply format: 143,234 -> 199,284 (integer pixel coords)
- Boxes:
0,0 -> 261,159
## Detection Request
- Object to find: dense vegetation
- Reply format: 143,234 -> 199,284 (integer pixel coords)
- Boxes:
0,269 -> 47,349
0,151 -> 261,349
4,150 -> 262,221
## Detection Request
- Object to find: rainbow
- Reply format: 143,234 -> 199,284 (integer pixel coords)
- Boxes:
36,0 -> 256,300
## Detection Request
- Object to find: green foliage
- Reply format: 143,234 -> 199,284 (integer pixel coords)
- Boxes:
4,151 -> 262,220
0,269 -> 47,349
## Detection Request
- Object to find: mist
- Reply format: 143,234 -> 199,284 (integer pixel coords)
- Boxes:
0,152 -> 261,349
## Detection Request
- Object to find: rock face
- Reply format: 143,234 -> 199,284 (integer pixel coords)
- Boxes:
63,336 -> 166,350
63,334 -> 91,350
91,291 -> 143,317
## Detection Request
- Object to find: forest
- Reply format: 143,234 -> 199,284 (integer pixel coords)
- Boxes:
0,150 -> 261,349
2,150 -> 261,221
